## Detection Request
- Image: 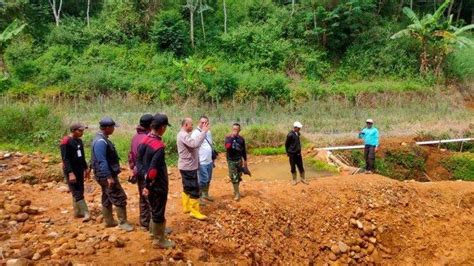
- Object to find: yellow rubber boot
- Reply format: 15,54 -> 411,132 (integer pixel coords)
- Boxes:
181,192 -> 190,213
188,198 -> 207,220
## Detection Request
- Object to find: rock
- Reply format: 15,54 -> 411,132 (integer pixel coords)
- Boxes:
42,158 -> 50,164
47,232 -> 59,239
349,218 -> 357,227
5,204 -> 22,214
330,245 -> 341,255
328,252 -> 338,261
38,247 -> 52,257
3,153 -> 12,159
20,224 -> 35,233
356,220 -> 364,229
16,213 -> 29,222
32,253 -> 41,261
198,250 -> 209,262
350,245 -> 361,253
83,247 -> 95,256
57,186 -> 69,193
355,207 -> 365,218
8,220 -> 18,226
17,248 -> 34,259
114,238 -> 125,248
6,176 -> 22,182
338,241 -> 349,253
108,235 -> 118,243
24,206 -> 39,215
371,249 -> 381,264
19,157 -> 30,165
18,200 -> 31,207
6,258 -> 31,266
172,250 -> 184,260
76,234 -> 87,242
367,244 -> 375,255
363,226 -> 373,236
368,237 -> 377,244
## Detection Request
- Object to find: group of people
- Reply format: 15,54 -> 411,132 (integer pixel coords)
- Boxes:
60,113 -> 379,249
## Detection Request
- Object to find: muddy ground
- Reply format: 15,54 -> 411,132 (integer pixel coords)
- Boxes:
0,152 -> 474,265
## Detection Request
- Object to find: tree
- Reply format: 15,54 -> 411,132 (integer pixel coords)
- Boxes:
48,0 -> 63,26
86,0 -> 90,27
391,0 -> 474,75
184,0 -> 198,48
0,19 -> 27,76
223,0 -> 227,34
198,0 -> 212,42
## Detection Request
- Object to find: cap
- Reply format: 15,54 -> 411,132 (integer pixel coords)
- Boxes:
139,114 -> 153,128
69,123 -> 87,132
366,119 -> 374,124
293,121 -> 303,128
99,117 -> 118,128
151,113 -> 172,128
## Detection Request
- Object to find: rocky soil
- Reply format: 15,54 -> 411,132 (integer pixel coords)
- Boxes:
0,151 -> 473,265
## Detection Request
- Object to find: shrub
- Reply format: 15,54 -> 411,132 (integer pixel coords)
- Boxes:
443,153 -> 474,181
0,104 -> 63,148
150,10 -> 188,56
241,124 -> 286,148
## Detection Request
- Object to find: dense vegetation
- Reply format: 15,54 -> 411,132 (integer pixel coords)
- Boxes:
0,0 -> 473,103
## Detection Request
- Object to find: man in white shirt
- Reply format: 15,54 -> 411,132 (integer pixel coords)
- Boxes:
191,115 -> 215,204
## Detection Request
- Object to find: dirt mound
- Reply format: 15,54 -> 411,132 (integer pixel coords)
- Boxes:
0,153 -> 474,264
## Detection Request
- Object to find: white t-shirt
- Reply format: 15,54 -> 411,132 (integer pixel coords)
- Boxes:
191,128 -> 213,165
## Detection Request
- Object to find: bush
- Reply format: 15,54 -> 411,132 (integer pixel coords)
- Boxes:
150,10 -> 188,56
443,153 -> 474,181
241,124 -> 286,148
0,104 -> 63,148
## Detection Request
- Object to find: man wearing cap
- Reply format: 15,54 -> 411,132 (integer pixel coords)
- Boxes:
225,123 -> 248,201
136,113 -> 175,248
60,123 -> 91,222
128,114 -> 153,230
91,117 -> 133,231
177,117 -> 209,220
191,115 -> 215,204
358,119 -> 380,174
285,121 -> 307,185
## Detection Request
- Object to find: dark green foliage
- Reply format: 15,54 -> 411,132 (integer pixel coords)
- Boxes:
150,10 -> 188,56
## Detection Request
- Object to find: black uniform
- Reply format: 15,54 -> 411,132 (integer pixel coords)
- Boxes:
91,132 -> 127,208
285,130 -> 305,174
60,136 -> 88,201
136,134 -> 168,224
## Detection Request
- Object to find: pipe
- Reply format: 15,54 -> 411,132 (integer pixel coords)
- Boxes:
319,138 -> 473,151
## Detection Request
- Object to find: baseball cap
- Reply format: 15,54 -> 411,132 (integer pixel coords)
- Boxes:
293,121 -> 303,128
99,117 -> 118,128
139,114 -> 153,128
366,119 -> 374,124
69,123 -> 88,132
151,113 -> 172,128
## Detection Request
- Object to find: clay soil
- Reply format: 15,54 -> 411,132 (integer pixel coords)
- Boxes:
1,153 -> 474,265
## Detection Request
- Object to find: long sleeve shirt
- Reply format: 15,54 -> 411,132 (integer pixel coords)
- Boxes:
128,126 -> 149,176
60,136 -> 87,175
136,134 -> 168,191
91,133 -> 121,178
225,135 -> 247,161
191,128 -> 213,165
177,129 -> 206,171
358,127 -> 380,147
285,130 -> 302,155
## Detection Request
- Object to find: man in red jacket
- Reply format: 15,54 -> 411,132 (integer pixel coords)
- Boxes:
128,114 -> 153,230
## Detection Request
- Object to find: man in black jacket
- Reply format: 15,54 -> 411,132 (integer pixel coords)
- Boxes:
136,113 -> 175,249
225,123 -> 247,201
285,121 -> 307,185
91,117 -> 133,232
60,123 -> 90,222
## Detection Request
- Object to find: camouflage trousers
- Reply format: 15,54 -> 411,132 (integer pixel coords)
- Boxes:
227,159 -> 243,184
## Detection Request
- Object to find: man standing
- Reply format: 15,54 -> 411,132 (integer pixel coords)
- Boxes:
225,123 -> 247,201
358,119 -> 380,174
128,114 -> 153,230
91,117 -> 133,231
177,117 -> 209,220
137,114 -> 175,249
285,121 -> 307,185
60,123 -> 91,222
191,116 -> 215,204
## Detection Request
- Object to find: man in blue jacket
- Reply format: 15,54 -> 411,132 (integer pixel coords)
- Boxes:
358,119 -> 379,174
91,117 -> 133,231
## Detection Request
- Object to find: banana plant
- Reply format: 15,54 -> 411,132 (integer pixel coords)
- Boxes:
391,0 -> 473,75
1,19 -> 27,77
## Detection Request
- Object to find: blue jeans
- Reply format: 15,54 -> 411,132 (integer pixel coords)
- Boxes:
198,163 -> 213,188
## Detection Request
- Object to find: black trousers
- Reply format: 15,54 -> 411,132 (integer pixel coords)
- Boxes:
137,177 -> 151,228
364,145 -> 376,171
288,153 -> 305,174
180,170 -> 200,199
96,176 -> 127,208
67,170 -> 85,202
148,186 -> 168,224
